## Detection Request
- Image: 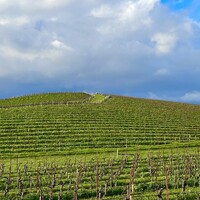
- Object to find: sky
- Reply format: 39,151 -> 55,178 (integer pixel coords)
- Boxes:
0,0 -> 200,104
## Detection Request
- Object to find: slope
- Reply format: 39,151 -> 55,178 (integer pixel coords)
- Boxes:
0,92 -> 199,158
0,92 -> 200,200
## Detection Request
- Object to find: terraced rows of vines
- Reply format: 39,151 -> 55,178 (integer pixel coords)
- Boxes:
0,92 -> 200,199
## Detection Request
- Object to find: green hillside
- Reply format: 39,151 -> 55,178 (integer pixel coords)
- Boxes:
0,92 -> 90,107
0,92 -> 200,200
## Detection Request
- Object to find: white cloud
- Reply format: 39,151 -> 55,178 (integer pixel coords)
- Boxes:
151,33 -> 177,54
29,0 -> 72,10
154,68 -> 170,76
51,40 -> 74,51
49,17 -> 58,22
0,46 -> 36,61
0,18 -> 9,25
0,45 -> 67,61
0,16 -> 30,26
90,5 -> 113,18
92,0 -> 159,34
118,0 -> 158,23
181,91 -> 200,103
0,0 -> 72,12
0,0 -> 8,6
0,0 -> 6,3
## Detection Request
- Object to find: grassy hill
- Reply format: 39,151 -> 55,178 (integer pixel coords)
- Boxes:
0,92 -> 200,199
0,92 -> 91,107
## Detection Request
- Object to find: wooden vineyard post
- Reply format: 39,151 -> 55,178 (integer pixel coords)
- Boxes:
108,159 -> 114,188
73,183 -> 78,200
36,169 -> 40,193
73,162 -> 82,200
104,181 -> 107,196
126,184 -> 131,200
39,189 -> 44,200
189,155 -> 193,178
155,157 -> 159,183
4,173 -> 11,197
4,159 -> 12,197
182,158 -> 188,193
90,177 -> 93,190
49,174 -> 56,200
18,178 -> 24,200
58,181 -> 65,200
176,155 -> 181,189
169,153 -> 173,181
130,162 -> 135,196
165,166 -> 169,200
129,154 -> 139,200
147,153 -> 155,182
96,159 -> 99,200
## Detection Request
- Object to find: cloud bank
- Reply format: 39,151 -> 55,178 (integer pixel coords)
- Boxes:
0,0 -> 200,103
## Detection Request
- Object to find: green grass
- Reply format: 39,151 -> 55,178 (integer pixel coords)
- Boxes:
0,92 -> 200,199
0,92 -> 90,107
89,93 -> 109,103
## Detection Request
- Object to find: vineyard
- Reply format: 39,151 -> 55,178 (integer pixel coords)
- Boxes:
0,92 -> 200,199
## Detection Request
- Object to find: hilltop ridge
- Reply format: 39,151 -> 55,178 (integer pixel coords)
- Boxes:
0,92 -> 112,108
0,92 -> 198,107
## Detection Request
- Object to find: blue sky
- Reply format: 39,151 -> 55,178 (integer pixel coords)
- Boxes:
161,0 -> 192,10
161,0 -> 200,21
0,0 -> 200,104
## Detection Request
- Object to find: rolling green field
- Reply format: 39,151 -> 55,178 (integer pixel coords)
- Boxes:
0,92 -> 200,199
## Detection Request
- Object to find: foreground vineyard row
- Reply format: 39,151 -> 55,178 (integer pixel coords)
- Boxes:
0,151 -> 200,200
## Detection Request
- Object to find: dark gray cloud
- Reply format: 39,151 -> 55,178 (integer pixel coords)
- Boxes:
0,0 -> 200,103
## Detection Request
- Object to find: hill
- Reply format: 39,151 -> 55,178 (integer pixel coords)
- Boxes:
0,92 -> 200,199
0,92 -> 199,157
0,92 -> 90,107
